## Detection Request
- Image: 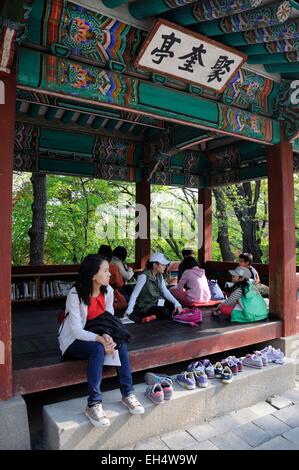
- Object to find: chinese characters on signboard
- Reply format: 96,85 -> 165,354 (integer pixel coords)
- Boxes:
136,20 -> 246,93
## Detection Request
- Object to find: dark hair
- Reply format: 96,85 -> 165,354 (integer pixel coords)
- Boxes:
231,279 -> 250,297
75,255 -> 108,306
182,248 -> 194,257
98,244 -> 112,262
146,260 -> 156,270
180,256 -> 200,275
239,253 -> 253,265
113,246 -> 127,262
146,260 -> 168,277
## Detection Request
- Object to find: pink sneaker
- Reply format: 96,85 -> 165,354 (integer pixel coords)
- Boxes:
242,354 -> 263,369
254,350 -> 268,366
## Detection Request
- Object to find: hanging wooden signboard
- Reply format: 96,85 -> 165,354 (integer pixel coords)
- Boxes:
135,19 -> 247,93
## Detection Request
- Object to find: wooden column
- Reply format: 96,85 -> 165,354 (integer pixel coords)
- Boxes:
0,71 -> 16,400
198,188 -> 212,267
268,126 -> 297,337
135,180 -> 151,269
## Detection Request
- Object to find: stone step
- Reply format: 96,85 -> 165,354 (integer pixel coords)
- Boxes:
43,359 -> 295,450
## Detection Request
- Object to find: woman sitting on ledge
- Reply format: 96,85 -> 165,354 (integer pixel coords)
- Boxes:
171,256 -> 211,306
58,254 -> 144,428
124,252 -> 182,322
214,266 -> 268,323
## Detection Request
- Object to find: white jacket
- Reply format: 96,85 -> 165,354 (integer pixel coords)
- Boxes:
58,285 -> 114,355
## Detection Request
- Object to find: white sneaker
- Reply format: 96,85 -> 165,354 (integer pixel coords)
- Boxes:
85,403 -> 110,427
122,394 -> 145,415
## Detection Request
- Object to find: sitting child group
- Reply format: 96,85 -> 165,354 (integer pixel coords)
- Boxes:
58,247 -> 268,428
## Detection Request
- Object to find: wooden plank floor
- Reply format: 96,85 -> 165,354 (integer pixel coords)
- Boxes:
12,301 -> 282,395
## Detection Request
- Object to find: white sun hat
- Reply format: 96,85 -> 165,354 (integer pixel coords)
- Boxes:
149,252 -> 170,265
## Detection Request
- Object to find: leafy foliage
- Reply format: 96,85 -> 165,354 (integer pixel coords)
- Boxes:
12,173 -> 299,265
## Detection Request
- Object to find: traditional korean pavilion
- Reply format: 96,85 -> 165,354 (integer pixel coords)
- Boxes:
0,0 -> 299,403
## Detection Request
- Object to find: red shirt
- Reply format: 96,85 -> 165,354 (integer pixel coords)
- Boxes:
87,293 -> 106,320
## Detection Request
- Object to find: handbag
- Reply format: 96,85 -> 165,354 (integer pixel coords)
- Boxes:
113,288 -> 128,310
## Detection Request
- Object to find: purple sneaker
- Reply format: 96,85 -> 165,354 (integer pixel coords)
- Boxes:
187,361 -> 204,373
194,370 -> 208,388
202,359 -> 215,379
176,371 -> 196,390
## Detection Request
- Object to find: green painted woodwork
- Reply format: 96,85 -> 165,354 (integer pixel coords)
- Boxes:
165,0 -> 263,26
102,0 -> 130,7
40,128 -> 95,154
17,48 -> 41,88
215,19 -> 299,47
265,62 -> 299,72
16,1 -> 282,116
192,1 -> 296,36
38,158 -> 95,176
275,79 -> 299,142
248,52 -> 299,64
129,0 -> 171,19
61,111 -> 74,124
240,41 -> 299,55
92,117 -> 105,129
44,108 -> 57,121
27,103 -> 39,118
16,50 -> 280,144
26,0 -> 44,45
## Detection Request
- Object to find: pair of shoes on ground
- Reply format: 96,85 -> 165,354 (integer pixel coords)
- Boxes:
187,359 -> 215,379
85,394 -> 144,427
213,362 -> 234,384
176,370 -> 208,389
220,356 -> 243,375
260,345 -> 285,364
242,345 -> 284,369
145,372 -> 173,404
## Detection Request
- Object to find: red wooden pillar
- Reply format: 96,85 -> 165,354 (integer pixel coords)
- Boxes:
0,71 -> 16,400
198,188 -> 212,267
268,126 -> 297,337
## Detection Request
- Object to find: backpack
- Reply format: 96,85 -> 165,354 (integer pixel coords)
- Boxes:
172,307 -> 202,327
208,280 -> 225,300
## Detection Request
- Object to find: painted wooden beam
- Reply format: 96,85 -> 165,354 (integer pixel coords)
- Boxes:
214,18 -> 299,47
248,51 -> 299,64
16,51 -> 280,144
129,0 -> 195,19
268,126 -> 297,336
265,62 -> 299,72
191,1 -> 296,36
165,0 -> 262,26
102,0 -> 130,7
240,40 -> 299,55
0,71 -> 16,400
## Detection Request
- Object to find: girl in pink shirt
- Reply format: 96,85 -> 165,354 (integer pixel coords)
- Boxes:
171,257 -> 211,306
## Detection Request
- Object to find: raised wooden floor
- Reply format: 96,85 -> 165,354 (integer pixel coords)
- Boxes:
12,301 -> 282,395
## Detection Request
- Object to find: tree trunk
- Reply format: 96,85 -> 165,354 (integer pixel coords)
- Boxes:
226,182 -> 263,262
213,188 -> 235,261
28,172 -> 47,265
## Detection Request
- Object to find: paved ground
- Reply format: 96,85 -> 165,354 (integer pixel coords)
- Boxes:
121,376 -> 299,450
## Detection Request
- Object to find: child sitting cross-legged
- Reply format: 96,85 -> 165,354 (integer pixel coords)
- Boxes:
214,266 -> 268,323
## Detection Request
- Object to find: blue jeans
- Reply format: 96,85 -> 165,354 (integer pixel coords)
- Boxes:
66,340 -> 134,406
